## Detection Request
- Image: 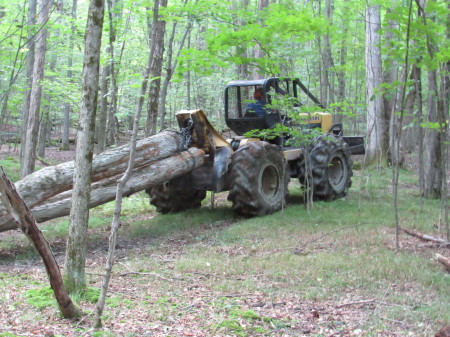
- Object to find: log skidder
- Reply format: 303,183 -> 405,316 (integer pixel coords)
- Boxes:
147,77 -> 363,217
227,142 -> 290,216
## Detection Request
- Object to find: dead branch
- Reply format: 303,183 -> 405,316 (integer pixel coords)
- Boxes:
336,299 -> 375,308
119,271 -> 180,282
400,227 -> 450,246
0,167 -> 81,318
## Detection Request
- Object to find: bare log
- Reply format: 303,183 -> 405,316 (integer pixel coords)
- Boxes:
400,227 -> 450,246
436,253 -> 450,272
10,130 -> 185,210
0,168 -> 81,318
0,147 -> 204,232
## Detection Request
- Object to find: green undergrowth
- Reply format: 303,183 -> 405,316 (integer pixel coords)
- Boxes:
1,165 -> 449,335
24,286 -> 101,310
0,156 -> 41,182
0,156 -> 21,182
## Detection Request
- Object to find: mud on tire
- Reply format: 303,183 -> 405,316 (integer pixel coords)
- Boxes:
305,136 -> 353,201
227,141 -> 289,216
146,183 -> 206,214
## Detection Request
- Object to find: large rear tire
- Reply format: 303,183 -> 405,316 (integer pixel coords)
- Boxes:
227,142 -> 289,216
306,137 -> 353,201
146,183 -> 206,214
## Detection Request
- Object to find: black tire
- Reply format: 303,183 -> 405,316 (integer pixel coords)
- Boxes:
146,183 -> 206,214
227,141 -> 289,216
304,136 -> 353,201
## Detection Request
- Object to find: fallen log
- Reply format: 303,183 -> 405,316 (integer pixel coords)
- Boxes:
0,136 -> 205,232
400,227 -> 450,246
436,253 -> 450,272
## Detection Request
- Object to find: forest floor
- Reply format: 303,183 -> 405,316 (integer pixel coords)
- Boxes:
0,145 -> 449,337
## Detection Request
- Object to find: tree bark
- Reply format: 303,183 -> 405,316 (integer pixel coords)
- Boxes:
0,168 -> 81,318
145,0 -> 167,136
64,0 -> 105,292
365,3 -> 387,165
424,69 -> 441,198
159,20 -> 192,130
61,0 -> 78,151
96,65 -> 110,152
20,0 -> 37,160
20,0 -> 52,178
93,52 -> 150,327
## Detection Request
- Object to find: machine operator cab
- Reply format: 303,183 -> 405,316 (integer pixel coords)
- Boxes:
224,77 -> 327,137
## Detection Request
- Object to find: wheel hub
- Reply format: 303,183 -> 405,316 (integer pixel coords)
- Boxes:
328,155 -> 347,191
260,164 -> 280,198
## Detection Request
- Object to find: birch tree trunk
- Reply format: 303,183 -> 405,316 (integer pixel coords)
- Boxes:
20,0 -> 52,178
64,0 -> 105,292
365,3 -> 387,165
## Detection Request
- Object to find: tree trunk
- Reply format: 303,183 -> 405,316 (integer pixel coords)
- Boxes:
335,0 -> 348,124
424,70 -> 441,198
0,168 -> 82,318
0,132 -> 204,232
365,3 -> 387,165
20,0 -> 37,160
105,0 -> 121,148
20,0 -> 52,178
159,20 -> 192,130
61,0 -> 78,151
64,0 -> 105,293
145,0 -> 167,136
96,65 -> 110,152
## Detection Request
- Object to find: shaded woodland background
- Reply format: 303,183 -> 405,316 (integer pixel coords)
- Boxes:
0,0 -> 447,191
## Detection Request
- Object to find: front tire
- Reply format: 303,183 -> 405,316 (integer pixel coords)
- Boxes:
227,142 -> 289,216
306,137 -> 353,201
146,183 -> 206,214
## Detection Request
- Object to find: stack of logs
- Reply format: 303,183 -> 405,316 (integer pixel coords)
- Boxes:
0,130 -> 204,233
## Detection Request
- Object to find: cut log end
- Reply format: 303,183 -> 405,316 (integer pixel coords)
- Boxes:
435,253 -> 450,272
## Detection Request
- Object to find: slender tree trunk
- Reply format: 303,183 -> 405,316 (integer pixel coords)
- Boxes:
20,0 -> 53,178
365,3 -> 387,165
383,11 -> 398,162
234,0 -> 250,79
186,32 -> 191,109
96,65 -> 110,152
105,0 -> 120,147
423,70 -> 441,198
61,0 -> 78,151
438,59 -> 449,237
93,47 -> 149,329
64,0 -> 105,292
20,0 -> 37,160
413,64 -> 424,209
335,0 -> 348,124
159,20 -> 191,130
252,0 -> 269,79
145,0 -> 167,136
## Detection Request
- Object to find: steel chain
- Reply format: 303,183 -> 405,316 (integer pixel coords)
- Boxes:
179,118 -> 194,150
